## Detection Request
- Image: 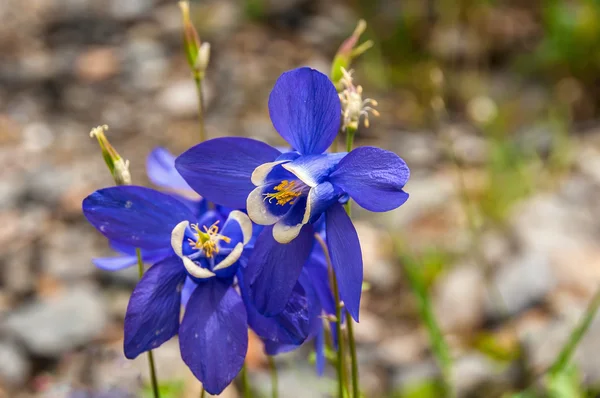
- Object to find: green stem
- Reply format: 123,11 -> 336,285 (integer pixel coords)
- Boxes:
135,248 -> 161,398
268,355 -> 278,398
241,362 -> 252,397
315,234 -> 347,398
401,253 -> 454,398
549,286 -> 600,375
194,75 -> 206,142
345,126 -> 355,153
200,386 -> 206,398
343,125 -> 359,398
345,312 -> 359,398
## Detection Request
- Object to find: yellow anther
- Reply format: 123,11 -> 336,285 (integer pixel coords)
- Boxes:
188,221 -> 231,258
263,180 -> 302,206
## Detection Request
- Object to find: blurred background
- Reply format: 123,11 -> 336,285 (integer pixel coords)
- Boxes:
1,0 -> 600,397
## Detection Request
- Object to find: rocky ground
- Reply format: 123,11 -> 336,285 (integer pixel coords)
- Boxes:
1,0 -> 600,397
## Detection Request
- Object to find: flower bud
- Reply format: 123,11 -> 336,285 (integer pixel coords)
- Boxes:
89,125 -> 131,186
179,1 -> 210,79
195,42 -> 211,78
331,19 -> 373,88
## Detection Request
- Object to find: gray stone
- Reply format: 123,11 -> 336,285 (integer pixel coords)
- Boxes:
108,0 -> 156,20
158,80 -> 202,118
0,174 -> 26,210
486,251 -> 555,318
375,173 -> 456,229
510,194 -> 592,256
480,229 -> 512,266
391,360 -> 439,392
26,167 -> 75,206
2,246 -> 35,295
122,39 -> 168,92
452,353 -> 512,396
444,125 -> 489,166
524,301 -> 600,386
376,332 -> 424,366
252,365 -> 332,398
21,122 -> 55,153
434,264 -> 486,333
0,340 -> 30,387
42,224 -> 98,281
5,287 -> 107,356
389,131 -> 442,169
354,222 -> 398,291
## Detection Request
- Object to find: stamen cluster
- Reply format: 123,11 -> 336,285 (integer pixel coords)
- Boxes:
263,180 -> 302,206
189,221 -> 231,258
339,68 -> 379,130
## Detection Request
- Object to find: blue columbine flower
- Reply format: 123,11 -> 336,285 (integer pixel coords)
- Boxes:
83,186 -> 253,394
83,185 -> 318,394
175,67 -> 410,321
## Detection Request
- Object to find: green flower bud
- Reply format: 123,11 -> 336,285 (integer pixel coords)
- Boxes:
89,125 -> 131,186
331,19 -> 373,88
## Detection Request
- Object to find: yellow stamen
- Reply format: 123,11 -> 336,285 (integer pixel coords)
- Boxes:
263,180 -> 302,206
188,221 -> 231,258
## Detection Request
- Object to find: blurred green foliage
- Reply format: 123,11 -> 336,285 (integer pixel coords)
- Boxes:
142,380 -> 185,398
391,379 -> 446,398
533,0 -> 600,82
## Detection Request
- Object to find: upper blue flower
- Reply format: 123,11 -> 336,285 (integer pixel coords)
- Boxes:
175,67 -> 410,322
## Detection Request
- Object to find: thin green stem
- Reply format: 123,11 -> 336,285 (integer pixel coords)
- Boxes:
268,355 -> 278,398
315,234 -> 347,398
240,362 -> 252,397
401,252 -> 454,398
345,312 -> 359,398
549,286 -> 600,375
194,75 -> 206,142
135,249 -> 161,398
345,126 -> 355,153
200,386 -> 206,398
343,125 -> 359,398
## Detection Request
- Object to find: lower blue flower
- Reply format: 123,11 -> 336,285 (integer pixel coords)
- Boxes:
83,185 -> 320,394
123,210 -> 252,395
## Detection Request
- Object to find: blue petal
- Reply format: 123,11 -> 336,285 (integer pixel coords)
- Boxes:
181,277 -> 197,307
304,248 -> 336,316
146,147 -> 191,191
179,279 -> 248,395
282,153 -> 346,187
123,256 -> 186,358
268,68 -> 341,155
329,147 -> 410,212
264,341 -> 297,356
83,186 -> 195,250
305,182 -> 338,225
175,137 -> 281,209
240,270 -> 314,346
92,255 -> 137,271
247,224 -> 314,316
103,241 -> 173,268
325,203 -> 363,321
